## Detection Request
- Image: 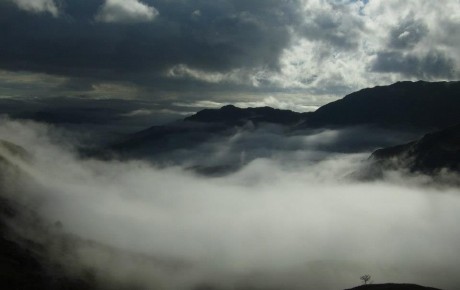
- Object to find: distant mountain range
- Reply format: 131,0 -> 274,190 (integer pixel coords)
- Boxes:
184,104 -> 308,126
3,81 -> 458,133
107,81 -> 460,170
183,81 -> 460,130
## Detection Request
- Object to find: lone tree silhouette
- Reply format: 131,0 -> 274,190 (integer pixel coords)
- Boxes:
360,274 -> 371,285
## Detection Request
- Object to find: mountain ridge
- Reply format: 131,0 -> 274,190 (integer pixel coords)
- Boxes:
306,81 -> 460,129
184,104 -> 310,126
369,123 -> 460,174
184,81 -> 460,130
108,81 -> 460,160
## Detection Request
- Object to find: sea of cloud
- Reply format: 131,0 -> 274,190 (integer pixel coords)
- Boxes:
0,118 -> 459,290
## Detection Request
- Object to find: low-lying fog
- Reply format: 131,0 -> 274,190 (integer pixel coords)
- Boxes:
0,118 -> 459,290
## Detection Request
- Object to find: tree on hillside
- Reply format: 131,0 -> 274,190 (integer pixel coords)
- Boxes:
360,274 -> 371,285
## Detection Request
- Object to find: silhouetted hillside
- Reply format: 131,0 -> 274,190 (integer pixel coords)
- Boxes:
303,81 -> 460,129
371,123 -> 460,174
184,81 -> 460,130
345,283 -> 441,290
0,142 -> 98,289
0,197 -> 97,290
185,104 -> 309,125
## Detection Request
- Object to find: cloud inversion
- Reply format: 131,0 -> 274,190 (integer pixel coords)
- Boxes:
0,119 -> 459,290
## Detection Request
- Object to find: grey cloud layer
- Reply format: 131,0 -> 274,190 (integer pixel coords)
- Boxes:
0,0 -> 296,78
388,17 -> 429,49
1,0 -> 459,101
371,50 -> 456,79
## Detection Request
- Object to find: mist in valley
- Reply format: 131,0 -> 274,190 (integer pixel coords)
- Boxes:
0,118 -> 459,290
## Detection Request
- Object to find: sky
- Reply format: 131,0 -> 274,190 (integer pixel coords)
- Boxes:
0,0 -> 459,113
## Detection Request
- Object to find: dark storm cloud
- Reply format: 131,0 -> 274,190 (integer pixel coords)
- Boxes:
2,0 -> 459,100
297,4 -> 365,49
0,0 -> 300,90
388,17 -> 429,49
371,50 -> 457,79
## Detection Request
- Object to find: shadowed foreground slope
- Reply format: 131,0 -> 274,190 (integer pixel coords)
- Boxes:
345,283 -> 441,290
0,197 -> 97,290
0,140 -> 98,289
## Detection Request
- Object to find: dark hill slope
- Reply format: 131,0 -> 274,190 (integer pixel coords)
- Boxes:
0,197 -> 97,290
184,81 -> 460,130
345,283 -> 441,290
304,81 -> 460,129
371,123 -> 460,174
0,142 -> 98,289
185,104 -> 309,125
